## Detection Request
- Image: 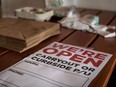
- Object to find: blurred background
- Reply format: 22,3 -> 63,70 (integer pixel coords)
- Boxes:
1,0 -> 116,18
0,0 -> 115,87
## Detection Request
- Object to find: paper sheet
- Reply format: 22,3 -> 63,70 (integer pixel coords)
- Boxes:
0,42 -> 112,87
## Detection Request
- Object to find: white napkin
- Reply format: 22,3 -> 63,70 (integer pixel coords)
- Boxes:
59,11 -> 116,38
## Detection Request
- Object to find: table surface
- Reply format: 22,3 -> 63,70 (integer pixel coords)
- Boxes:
0,8 -> 116,87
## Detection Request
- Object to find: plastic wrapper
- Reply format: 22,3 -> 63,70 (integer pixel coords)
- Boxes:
45,0 -> 64,9
59,7 -> 116,38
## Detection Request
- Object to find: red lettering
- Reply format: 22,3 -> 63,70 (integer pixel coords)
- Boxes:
56,51 -> 72,57
43,48 -> 58,54
70,54 -> 86,62
82,50 -> 95,57
84,58 -> 103,67
95,53 -> 107,60
67,47 -> 79,53
53,43 -> 69,49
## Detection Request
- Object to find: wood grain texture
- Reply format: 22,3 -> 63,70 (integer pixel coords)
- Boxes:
0,9 -> 115,87
90,17 -> 116,87
61,10 -> 116,87
0,8 -> 84,56
0,27 -> 75,71
62,9 -> 100,46
0,48 -> 9,56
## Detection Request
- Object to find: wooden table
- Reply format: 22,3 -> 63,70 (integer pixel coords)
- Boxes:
0,8 -> 116,87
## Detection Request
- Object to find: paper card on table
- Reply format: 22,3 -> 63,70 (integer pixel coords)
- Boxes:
0,42 -> 112,87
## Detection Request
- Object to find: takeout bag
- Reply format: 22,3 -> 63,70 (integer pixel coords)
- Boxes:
0,18 -> 60,52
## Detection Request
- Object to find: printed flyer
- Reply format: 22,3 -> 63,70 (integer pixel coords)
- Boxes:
0,42 -> 112,87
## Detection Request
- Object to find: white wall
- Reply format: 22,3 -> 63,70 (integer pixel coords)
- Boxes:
1,0 -> 116,18
73,0 -> 116,11
63,0 -> 74,6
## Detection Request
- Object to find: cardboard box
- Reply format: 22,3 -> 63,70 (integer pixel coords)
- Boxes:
15,7 -> 54,21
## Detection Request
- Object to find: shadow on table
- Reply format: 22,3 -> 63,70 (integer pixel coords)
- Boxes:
107,67 -> 116,87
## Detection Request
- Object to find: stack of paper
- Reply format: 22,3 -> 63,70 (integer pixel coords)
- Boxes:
0,18 -> 60,52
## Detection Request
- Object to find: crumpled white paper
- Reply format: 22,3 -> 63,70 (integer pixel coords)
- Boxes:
59,9 -> 116,38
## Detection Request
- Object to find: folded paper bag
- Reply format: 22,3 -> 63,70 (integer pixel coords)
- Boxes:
0,18 -> 60,52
